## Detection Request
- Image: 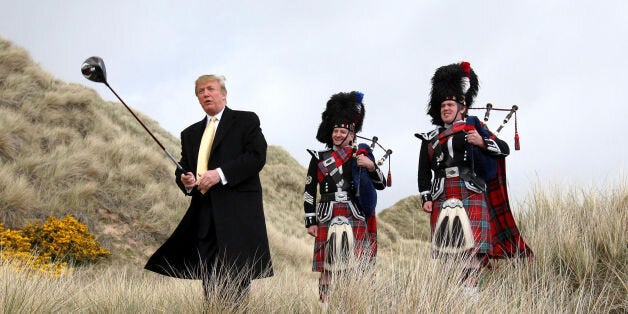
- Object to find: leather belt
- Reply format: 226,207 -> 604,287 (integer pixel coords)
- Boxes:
435,166 -> 487,191
320,191 -> 351,202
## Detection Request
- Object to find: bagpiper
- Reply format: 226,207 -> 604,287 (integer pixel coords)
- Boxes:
303,91 -> 386,303
415,61 -> 533,291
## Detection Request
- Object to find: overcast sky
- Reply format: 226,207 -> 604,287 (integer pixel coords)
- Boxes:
2,1 -> 626,210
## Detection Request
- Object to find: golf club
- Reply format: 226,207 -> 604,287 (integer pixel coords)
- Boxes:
81,56 -> 185,172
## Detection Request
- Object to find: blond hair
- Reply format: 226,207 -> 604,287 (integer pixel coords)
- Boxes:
194,74 -> 227,94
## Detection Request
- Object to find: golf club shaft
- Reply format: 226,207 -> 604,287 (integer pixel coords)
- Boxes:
104,82 -> 185,172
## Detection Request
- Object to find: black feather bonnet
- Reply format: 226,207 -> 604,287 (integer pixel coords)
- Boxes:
427,61 -> 479,126
316,91 -> 365,147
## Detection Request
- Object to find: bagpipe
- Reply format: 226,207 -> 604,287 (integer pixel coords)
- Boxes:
468,104 -> 521,151
352,135 -> 393,196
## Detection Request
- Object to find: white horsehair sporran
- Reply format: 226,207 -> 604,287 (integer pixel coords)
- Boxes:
324,216 -> 355,271
432,198 -> 475,254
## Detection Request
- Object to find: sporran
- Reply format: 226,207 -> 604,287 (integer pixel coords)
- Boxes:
432,198 -> 475,254
324,216 -> 355,271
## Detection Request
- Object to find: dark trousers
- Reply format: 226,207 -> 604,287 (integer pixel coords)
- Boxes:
196,201 -> 251,303
200,242 -> 251,303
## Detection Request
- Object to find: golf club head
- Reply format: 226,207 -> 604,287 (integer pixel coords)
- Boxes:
81,56 -> 107,83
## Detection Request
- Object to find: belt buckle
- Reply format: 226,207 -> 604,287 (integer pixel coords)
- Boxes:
335,191 -> 347,202
445,167 -> 459,178
323,157 -> 335,167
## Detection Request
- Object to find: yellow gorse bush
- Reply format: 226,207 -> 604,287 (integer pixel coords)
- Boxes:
24,215 -> 111,264
1,215 -> 110,277
0,224 -> 31,252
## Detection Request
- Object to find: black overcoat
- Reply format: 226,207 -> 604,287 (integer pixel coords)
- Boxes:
145,107 -> 273,280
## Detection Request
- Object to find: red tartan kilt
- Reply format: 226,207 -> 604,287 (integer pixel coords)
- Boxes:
366,216 -> 377,260
431,178 -> 491,254
312,202 -> 369,272
486,168 -> 534,258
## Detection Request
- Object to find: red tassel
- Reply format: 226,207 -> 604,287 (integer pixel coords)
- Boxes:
387,169 -> 392,187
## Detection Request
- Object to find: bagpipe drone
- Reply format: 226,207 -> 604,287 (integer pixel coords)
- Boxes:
468,103 -> 520,150
352,134 -> 393,196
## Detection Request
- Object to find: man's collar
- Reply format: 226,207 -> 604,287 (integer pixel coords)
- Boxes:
206,107 -> 226,123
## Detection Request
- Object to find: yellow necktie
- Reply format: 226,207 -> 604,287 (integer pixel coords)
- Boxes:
197,116 -> 217,194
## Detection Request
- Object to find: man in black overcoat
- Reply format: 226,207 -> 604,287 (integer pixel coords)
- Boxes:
145,74 -> 273,301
